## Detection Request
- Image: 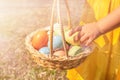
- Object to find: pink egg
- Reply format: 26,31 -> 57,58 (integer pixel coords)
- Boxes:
60,43 -> 70,51
53,50 -> 66,57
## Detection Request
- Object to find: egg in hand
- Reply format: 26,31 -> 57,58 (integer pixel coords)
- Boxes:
65,30 -> 80,46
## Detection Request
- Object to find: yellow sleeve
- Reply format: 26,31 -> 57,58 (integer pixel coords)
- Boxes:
67,0 -> 120,80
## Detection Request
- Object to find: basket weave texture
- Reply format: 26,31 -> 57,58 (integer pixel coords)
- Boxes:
25,0 -> 93,70
25,28 -> 92,70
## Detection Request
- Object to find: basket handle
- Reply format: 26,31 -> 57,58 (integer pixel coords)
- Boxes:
57,0 -> 71,29
50,0 -> 71,58
64,0 -> 72,29
57,0 -> 68,58
49,0 -> 56,58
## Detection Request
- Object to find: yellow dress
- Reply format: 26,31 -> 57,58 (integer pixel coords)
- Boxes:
67,0 -> 120,80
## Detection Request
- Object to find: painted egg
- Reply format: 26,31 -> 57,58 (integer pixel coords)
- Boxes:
53,50 -> 66,57
54,23 -> 61,35
68,46 -> 83,56
48,35 -> 63,50
65,30 -> 80,45
39,47 -> 50,55
32,30 -> 48,50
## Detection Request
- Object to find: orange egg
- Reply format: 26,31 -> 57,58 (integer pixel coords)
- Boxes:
53,50 -> 66,57
32,30 -> 48,50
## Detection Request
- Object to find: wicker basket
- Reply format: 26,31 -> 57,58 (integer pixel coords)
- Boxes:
25,0 -> 94,70
25,28 -> 93,70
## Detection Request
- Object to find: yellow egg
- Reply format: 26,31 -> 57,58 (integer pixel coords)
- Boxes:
65,30 -> 80,45
53,50 -> 66,57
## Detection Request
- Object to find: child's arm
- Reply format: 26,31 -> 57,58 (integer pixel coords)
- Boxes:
69,6 -> 120,46
97,6 -> 120,34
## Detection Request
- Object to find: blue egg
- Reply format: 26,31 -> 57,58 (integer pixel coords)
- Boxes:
39,47 -> 50,55
48,35 -> 63,50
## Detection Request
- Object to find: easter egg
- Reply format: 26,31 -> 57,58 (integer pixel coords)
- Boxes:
65,30 -> 80,45
39,47 -> 50,55
53,23 -> 61,35
53,50 -> 66,57
68,46 -> 83,56
48,35 -> 63,50
32,30 -> 48,50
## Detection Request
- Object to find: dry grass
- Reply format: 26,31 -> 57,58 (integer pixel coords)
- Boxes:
0,7 -> 69,80
0,38 -> 68,80
0,0 -> 87,79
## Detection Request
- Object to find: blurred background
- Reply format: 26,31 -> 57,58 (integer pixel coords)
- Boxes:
0,0 -> 86,80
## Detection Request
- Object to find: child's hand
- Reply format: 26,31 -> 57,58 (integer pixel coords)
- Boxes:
69,22 -> 102,46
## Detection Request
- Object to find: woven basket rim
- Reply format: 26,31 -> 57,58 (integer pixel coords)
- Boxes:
25,27 -> 93,61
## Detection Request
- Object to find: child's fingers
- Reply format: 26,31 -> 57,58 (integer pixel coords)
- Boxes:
80,39 -> 87,46
69,29 -> 74,36
80,34 -> 88,43
69,26 -> 82,36
80,31 -> 85,37
85,38 -> 93,46
74,31 -> 81,42
74,26 -> 82,32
